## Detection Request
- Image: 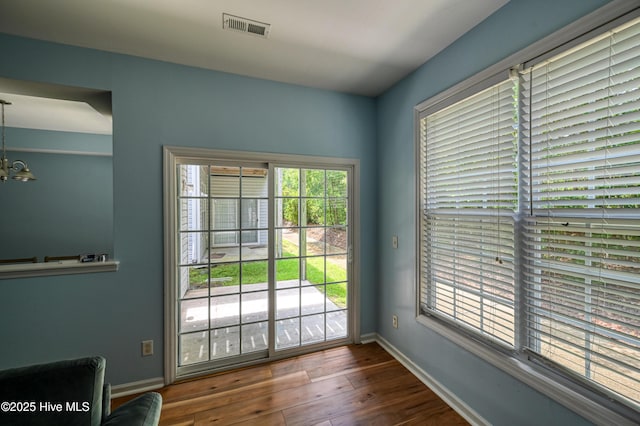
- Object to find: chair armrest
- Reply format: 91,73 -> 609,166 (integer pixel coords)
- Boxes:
101,392 -> 162,426
102,383 -> 111,418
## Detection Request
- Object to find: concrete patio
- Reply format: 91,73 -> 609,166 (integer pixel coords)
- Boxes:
179,281 -> 348,365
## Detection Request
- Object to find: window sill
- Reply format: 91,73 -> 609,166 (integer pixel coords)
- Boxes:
0,260 -> 119,279
416,314 -> 639,426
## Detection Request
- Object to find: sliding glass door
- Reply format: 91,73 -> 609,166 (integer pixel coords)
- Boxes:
166,150 -> 355,379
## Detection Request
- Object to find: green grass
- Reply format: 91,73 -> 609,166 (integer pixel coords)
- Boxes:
189,238 -> 347,306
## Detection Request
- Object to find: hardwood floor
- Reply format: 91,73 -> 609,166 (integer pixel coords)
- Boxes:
113,342 -> 469,425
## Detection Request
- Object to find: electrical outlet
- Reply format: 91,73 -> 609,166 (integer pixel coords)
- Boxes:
392,315 -> 398,329
142,340 -> 153,356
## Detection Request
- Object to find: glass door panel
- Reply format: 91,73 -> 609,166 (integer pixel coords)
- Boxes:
274,167 -> 350,351
177,163 -> 269,368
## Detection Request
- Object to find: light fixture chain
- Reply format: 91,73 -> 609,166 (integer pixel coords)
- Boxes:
1,99 -> 6,156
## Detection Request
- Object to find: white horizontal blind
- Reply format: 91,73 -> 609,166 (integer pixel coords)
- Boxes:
419,79 -> 518,348
521,17 -> 640,406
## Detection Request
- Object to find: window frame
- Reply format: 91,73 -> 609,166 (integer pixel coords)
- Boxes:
418,72 -> 519,351
414,3 -> 640,424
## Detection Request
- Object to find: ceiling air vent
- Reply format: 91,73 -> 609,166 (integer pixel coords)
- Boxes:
223,13 -> 271,38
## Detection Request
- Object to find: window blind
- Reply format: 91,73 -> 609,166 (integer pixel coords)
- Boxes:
520,17 -> 640,405
419,78 -> 518,348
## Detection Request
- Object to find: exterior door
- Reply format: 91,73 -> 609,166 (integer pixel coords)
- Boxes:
169,152 -> 354,379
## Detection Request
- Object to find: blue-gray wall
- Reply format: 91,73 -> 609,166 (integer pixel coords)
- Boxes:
0,32 -> 377,385
376,0 -> 610,425
0,128 -> 113,261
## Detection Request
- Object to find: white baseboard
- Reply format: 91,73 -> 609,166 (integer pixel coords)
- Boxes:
359,332 -> 378,344
369,333 -> 489,426
110,377 -> 165,398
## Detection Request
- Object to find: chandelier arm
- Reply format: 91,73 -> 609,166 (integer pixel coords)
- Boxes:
10,159 -> 28,171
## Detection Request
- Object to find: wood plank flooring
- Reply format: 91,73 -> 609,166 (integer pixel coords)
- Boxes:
113,342 -> 469,425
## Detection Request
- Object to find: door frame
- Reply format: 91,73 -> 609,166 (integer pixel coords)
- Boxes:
163,146 -> 361,384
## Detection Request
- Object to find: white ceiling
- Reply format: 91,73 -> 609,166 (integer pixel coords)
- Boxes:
0,77 -> 112,135
0,0 -> 508,97
0,92 -> 112,135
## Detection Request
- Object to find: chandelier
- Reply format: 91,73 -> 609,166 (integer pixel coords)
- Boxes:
0,99 -> 36,182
